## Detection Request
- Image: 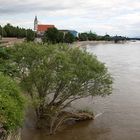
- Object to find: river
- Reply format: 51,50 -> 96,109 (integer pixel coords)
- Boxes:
22,41 -> 140,140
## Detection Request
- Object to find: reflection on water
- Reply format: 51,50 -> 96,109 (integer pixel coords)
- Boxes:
22,41 -> 140,140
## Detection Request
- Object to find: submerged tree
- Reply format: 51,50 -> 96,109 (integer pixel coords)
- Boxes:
9,43 -> 112,134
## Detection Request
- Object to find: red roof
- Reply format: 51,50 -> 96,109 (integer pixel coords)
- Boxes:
37,24 -> 55,32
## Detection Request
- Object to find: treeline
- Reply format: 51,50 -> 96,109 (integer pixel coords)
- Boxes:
128,37 -> 140,40
0,23 -> 128,43
0,24 -> 75,43
78,31 -> 128,42
0,23 -> 35,41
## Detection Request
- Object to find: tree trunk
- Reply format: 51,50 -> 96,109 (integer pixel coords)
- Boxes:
49,111 -> 94,134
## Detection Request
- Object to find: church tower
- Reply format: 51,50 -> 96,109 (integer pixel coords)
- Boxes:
34,16 -> 38,31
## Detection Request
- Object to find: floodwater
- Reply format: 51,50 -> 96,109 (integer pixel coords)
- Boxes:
22,41 -> 140,140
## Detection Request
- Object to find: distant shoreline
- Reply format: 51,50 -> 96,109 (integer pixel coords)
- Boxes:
1,38 -> 136,48
72,40 -> 137,48
72,41 -> 115,48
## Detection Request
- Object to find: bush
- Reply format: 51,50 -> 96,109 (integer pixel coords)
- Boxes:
0,47 -> 17,77
0,74 -> 25,136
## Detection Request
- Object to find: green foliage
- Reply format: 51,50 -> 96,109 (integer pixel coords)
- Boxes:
0,47 -> 17,77
10,42 -> 112,105
78,31 -> 127,42
0,74 -> 25,134
0,23 -> 35,38
26,29 -> 35,42
43,28 -> 59,44
43,28 -> 75,44
0,25 -> 7,37
0,25 -> 2,38
57,32 -> 64,43
78,31 -> 112,41
101,34 -> 112,41
78,33 -> 88,41
113,35 -> 127,43
0,47 -> 9,60
9,43 -> 112,133
64,32 -> 75,43
88,31 -> 97,41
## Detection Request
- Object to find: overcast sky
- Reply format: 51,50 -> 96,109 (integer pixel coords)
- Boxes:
0,0 -> 140,37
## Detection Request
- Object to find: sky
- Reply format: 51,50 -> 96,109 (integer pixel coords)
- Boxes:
0,0 -> 140,37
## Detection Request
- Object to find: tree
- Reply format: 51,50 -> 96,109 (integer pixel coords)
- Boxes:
10,43 -> 112,134
0,74 -> 25,139
0,25 -> 2,38
43,28 -> 75,44
0,26 -> 7,38
3,23 -> 13,37
2,28 -> 7,37
43,27 -> 59,44
102,34 -> 112,41
87,31 -> 97,41
78,32 -> 116,41
78,33 -> 88,41
26,29 -> 35,42
64,32 -> 75,43
0,23 -> 34,39
57,32 -> 64,43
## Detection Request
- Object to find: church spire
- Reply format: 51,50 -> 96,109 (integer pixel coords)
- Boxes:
34,16 -> 38,31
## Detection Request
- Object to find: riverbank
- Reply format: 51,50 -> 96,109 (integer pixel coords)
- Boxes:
0,38 -> 24,47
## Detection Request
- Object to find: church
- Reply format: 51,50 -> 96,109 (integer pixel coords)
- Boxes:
34,16 -> 55,36
34,16 -> 78,37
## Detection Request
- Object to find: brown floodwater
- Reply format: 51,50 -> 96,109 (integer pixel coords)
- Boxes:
21,41 -> 140,140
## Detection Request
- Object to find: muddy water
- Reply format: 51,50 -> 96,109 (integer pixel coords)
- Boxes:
22,41 -> 140,140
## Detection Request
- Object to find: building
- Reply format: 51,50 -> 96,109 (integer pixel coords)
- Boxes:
34,16 -> 78,37
34,16 -> 38,31
34,16 -> 55,36
59,30 -> 78,37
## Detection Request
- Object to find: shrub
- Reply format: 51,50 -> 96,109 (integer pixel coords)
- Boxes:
0,74 -> 25,136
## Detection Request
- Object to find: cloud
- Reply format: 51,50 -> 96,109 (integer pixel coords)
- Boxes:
0,1 -> 69,15
0,0 -> 140,37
